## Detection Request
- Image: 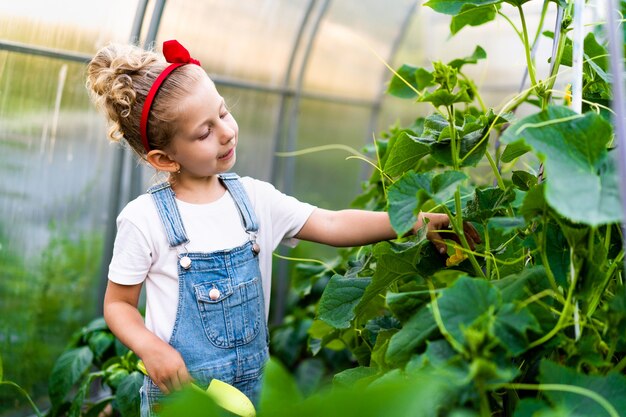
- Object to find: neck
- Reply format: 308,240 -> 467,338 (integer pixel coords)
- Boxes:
170,174 -> 226,204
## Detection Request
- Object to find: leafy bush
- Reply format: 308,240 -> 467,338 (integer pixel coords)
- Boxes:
46,317 -> 143,417
0,224 -> 102,414
289,1 -> 626,416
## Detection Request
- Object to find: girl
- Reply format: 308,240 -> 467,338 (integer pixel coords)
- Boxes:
86,40 -> 479,415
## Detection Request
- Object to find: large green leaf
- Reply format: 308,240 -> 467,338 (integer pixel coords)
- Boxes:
464,187 -> 516,223
411,110 -> 508,168
158,386 -> 222,417
387,290 -> 431,323
318,275 -> 371,329
539,360 -> 626,417
114,371 -> 143,417
447,46 -> 487,69
48,346 -> 94,407
501,141 -> 531,162
424,0 -> 502,15
387,170 -> 467,235
383,132 -> 431,177
259,358 -> 303,415
450,6 -> 498,35
501,106 -> 621,226
387,64 -> 420,98
420,87 -> 473,107
356,244 -> 421,318
386,306 -> 438,365
333,366 -> 379,388
437,277 -> 540,355
386,171 -> 433,236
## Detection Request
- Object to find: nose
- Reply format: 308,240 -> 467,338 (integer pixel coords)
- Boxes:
217,121 -> 235,144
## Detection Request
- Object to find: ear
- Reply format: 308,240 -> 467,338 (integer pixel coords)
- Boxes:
146,150 -> 179,173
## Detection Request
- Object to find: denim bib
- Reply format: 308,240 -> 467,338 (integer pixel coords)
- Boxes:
139,173 -> 269,416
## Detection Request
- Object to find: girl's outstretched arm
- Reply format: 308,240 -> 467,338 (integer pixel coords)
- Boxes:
295,208 -> 479,253
103,280 -> 191,394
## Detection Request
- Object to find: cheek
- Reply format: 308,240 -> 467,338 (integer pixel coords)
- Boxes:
229,116 -> 239,134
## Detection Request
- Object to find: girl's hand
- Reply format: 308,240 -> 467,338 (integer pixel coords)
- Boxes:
417,213 -> 481,255
142,342 -> 192,394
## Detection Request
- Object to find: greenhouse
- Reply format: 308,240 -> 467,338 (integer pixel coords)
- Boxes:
1,0 -> 626,416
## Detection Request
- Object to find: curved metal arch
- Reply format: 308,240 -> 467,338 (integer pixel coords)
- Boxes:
270,0 -> 331,325
270,0 -> 318,186
364,0 -> 419,165
98,0 -> 158,309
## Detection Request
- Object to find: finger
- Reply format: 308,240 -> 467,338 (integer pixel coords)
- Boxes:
156,380 -> 170,395
429,232 -> 447,255
447,232 -> 461,246
170,373 -> 183,392
178,367 -> 192,386
463,222 -> 481,249
465,221 -> 481,244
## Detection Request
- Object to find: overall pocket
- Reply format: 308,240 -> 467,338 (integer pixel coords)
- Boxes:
194,276 -> 262,348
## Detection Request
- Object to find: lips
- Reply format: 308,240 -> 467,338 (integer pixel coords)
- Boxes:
218,147 -> 235,160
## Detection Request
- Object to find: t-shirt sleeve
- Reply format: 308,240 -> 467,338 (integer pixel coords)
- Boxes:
247,178 -> 316,249
108,215 -> 152,285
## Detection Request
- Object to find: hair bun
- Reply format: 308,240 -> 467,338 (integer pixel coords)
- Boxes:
86,43 -> 162,143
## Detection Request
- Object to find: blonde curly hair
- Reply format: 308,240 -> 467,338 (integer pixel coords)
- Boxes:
86,42 -> 204,158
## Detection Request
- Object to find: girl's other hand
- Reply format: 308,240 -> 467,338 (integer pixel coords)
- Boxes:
142,342 -> 192,394
418,213 -> 481,255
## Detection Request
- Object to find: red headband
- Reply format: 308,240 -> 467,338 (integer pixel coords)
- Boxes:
139,40 -> 201,153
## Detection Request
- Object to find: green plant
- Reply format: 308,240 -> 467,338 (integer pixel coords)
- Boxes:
0,224 -> 103,414
0,352 -> 44,417
47,317 -> 144,417
293,1 -> 626,416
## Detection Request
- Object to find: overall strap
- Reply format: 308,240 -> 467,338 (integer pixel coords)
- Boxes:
219,173 -> 259,233
147,182 -> 190,248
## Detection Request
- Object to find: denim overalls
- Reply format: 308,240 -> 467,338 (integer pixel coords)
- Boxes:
139,173 -> 269,416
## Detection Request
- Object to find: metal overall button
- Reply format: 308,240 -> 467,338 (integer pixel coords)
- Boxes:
209,287 -> 221,300
179,256 -> 192,269
252,242 -> 260,254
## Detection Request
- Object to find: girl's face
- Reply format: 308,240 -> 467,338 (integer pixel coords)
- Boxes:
167,73 -> 238,178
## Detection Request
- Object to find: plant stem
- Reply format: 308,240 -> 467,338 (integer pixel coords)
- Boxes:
614,354 -> 626,373
498,10 -> 524,44
518,5 -> 539,88
485,151 -> 506,190
460,72 -> 487,113
447,105 -> 460,171
539,216 -> 562,296
427,279 -> 465,354
531,0 -> 551,49
604,224 -> 612,253
445,194 -> 485,278
478,383 -> 492,417
0,381 -> 43,417
529,256 -> 579,348
543,9 -> 568,107
485,223 -> 491,279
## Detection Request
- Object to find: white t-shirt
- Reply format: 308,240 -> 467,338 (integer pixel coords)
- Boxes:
108,176 -> 316,342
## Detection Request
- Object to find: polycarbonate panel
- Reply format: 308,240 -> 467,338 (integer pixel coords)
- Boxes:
302,0 -> 415,100
0,0 -> 138,51
155,0 -> 312,85
290,99 -> 372,209
0,2 -> 140,412
379,2 -> 560,129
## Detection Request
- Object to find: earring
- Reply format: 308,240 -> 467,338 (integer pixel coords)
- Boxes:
176,165 -> 181,174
